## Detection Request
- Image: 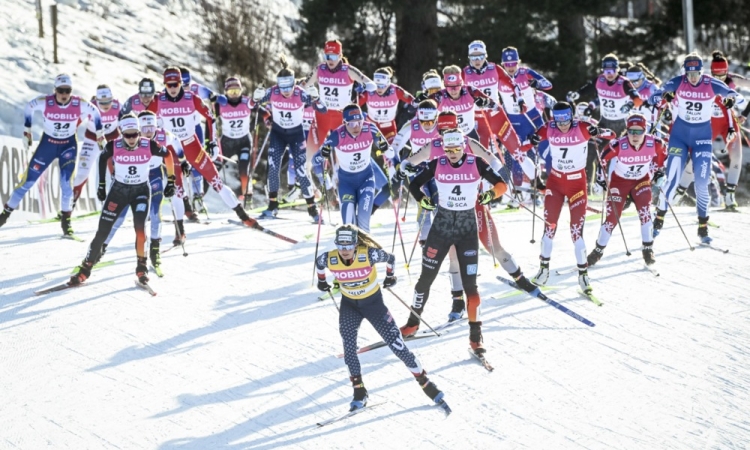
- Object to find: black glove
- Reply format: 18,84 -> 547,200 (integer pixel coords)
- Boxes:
528,78 -> 539,89
723,97 -> 736,109
662,109 -> 673,123
181,161 -> 191,177
652,170 -> 665,185
97,182 -> 106,202
376,139 -> 389,152
663,91 -> 675,103
394,166 -> 407,182
164,175 -> 176,198
588,125 -> 600,137
596,176 -> 607,190
529,133 -> 542,146
321,144 -> 332,158
415,91 -> 429,103
474,96 -> 491,108
317,279 -> 332,292
583,106 -> 594,117
479,190 -> 495,205
383,274 -> 397,288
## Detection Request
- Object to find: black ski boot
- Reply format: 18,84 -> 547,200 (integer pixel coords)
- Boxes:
652,208 -> 667,237
698,216 -> 711,244
0,204 -> 12,228
509,269 -> 537,293
415,370 -> 445,404
587,243 -> 606,267
149,239 -> 161,267
448,290 -> 465,321
349,375 -> 368,411
136,256 -> 149,284
642,241 -> 656,265
234,204 -> 257,228
184,197 -> 199,222
60,211 -> 74,236
469,321 -> 484,355
173,220 -> 186,246
70,260 -> 93,285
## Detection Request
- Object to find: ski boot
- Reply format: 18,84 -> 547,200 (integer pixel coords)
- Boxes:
399,312 -> 421,338
60,211 -> 74,236
448,290 -> 465,322
652,208 -> 666,238
642,241 -> 656,266
587,243 -> 606,267
532,257 -> 550,286
192,193 -> 206,214
415,370 -> 445,405
258,199 -> 279,220
93,243 -> 108,265
69,260 -> 93,285
173,219 -> 187,246
698,216 -> 711,244
183,197 -> 200,222
0,204 -> 13,228
149,239 -> 161,268
578,268 -> 593,294
136,257 -> 149,284
469,321 -> 485,355
349,375 -> 368,411
232,205 -> 257,228
308,202 -> 323,224
724,184 -> 738,210
283,184 -> 301,204
509,269 -> 538,293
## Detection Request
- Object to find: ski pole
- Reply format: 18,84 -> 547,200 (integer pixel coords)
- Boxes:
169,201 -> 188,257
326,288 -> 340,312
406,205 -> 429,272
311,196 -> 325,286
481,203 -> 499,268
592,139 -> 631,256
391,182 -> 402,253
656,182 -> 695,251
530,158 -> 538,244
386,288 -> 440,336
385,167 -> 408,266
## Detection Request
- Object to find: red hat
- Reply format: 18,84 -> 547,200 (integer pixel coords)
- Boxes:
626,113 -> 647,129
324,40 -> 342,55
163,68 -> 181,84
224,77 -> 242,90
710,59 -> 729,74
437,113 -> 458,131
444,73 -> 461,87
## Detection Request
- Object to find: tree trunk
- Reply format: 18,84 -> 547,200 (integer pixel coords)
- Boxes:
556,14 -> 587,96
395,0 -> 438,93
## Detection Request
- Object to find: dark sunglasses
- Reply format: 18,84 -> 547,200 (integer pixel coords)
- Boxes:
56,87 -> 72,94
627,128 -> 645,135
123,132 -> 140,139
166,82 -> 180,88
336,244 -> 356,251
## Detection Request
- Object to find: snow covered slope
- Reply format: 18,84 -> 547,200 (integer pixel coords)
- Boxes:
1,202 -> 748,449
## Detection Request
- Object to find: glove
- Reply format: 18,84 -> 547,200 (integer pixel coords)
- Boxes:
662,109 -> 673,124
96,132 -> 107,150
401,161 -> 419,174
164,175 -> 176,198
583,105 -> 594,117
306,86 -> 319,100
415,91 -> 429,103
364,81 -> 377,93
205,141 -> 219,160
652,170 -> 665,186
420,197 -> 435,211
22,127 -> 32,151
383,274 -> 397,288
517,99 -> 526,113
376,139 -> 389,153
566,91 -> 580,102
216,95 -> 228,106
474,96 -> 491,108
252,87 -> 266,102
264,117 -> 272,128
317,279 -> 332,292
588,125 -> 600,137
97,182 -> 106,202
529,133 -> 542,146
393,171 -> 406,184
723,97 -> 736,109
479,190 -> 495,205
181,160 -> 191,177
620,101 -> 634,114
726,128 -> 737,143
528,78 -> 539,89
320,144 -> 332,158
662,91 -> 675,103
596,176 -> 607,190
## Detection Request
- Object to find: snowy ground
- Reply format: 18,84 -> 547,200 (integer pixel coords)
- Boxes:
1,196 -> 749,449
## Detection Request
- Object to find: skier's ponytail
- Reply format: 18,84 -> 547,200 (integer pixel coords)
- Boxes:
277,54 -> 294,78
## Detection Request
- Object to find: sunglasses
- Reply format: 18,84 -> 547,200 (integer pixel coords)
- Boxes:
420,119 -> 436,128
56,87 -> 72,94
279,86 -> 294,92
166,82 -> 180,88
345,120 -> 363,127
627,128 -> 645,135
123,132 -> 140,139
444,146 -> 462,154
226,88 -> 242,96
469,55 -> 485,62
336,243 -> 356,251
502,62 -> 519,68
603,69 -> 617,75
98,100 -> 112,106
139,93 -> 154,98
324,54 -> 340,61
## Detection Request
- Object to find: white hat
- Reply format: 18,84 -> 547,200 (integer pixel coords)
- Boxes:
96,87 -> 113,102
120,117 -> 140,133
442,131 -> 463,148
138,114 -> 157,128
54,74 -> 72,88
468,40 -> 487,55
423,76 -> 442,90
